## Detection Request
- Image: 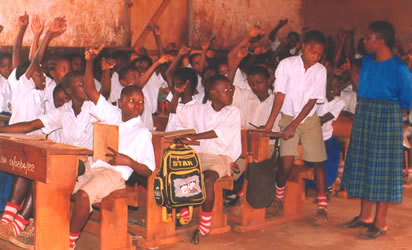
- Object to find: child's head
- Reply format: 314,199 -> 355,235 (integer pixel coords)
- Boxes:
49,56 -> 72,84
0,53 -> 12,78
364,21 -> 395,53
69,53 -> 85,72
118,85 -> 144,121
189,53 -> 201,74
31,64 -> 47,90
286,31 -> 300,48
205,75 -> 234,108
247,66 -> 271,100
111,51 -> 130,72
217,60 -> 228,76
61,71 -> 88,101
119,66 -> 140,87
173,67 -> 198,95
302,30 -> 326,68
53,84 -> 70,108
132,55 -> 153,73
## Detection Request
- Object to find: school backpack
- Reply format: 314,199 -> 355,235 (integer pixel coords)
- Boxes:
154,140 -> 205,223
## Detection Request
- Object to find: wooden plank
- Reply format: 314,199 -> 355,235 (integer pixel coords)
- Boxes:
93,123 -> 119,162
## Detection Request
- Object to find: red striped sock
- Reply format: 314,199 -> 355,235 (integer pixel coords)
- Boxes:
69,232 -> 80,249
180,208 -> 191,223
1,202 -> 20,224
237,190 -> 244,197
317,193 -> 328,210
338,160 -> 344,177
198,211 -> 212,236
408,168 -> 412,176
275,184 -> 285,201
11,214 -> 29,236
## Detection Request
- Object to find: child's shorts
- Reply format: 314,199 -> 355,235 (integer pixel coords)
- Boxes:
199,153 -> 231,178
73,167 -> 126,212
278,114 -> 327,162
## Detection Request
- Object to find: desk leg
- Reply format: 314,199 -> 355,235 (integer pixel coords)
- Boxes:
34,155 -> 77,249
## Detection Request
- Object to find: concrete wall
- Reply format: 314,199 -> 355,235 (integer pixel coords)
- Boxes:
191,0 -> 303,49
303,0 -> 412,47
0,0 -> 128,47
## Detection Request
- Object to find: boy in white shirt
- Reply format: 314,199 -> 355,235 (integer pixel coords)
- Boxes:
175,75 -> 241,240
264,30 -> 329,224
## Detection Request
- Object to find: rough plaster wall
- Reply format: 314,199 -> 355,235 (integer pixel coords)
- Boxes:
303,0 -> 412,47
0,0 -> 128,47
192,0 -> 303,50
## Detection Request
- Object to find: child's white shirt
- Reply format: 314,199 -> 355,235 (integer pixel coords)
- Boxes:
274,55 -> 327,122
165,96 -> 198,132
142,72 -> 165,115
175,101 -> 241,162
233,68 -> 251,91
317,97 -> 345,141
0,75 -> 11,113
90,95 -> 156,180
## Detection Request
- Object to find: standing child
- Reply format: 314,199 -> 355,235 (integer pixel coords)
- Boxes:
342,21 -> 412,239
264,30 -> 329,224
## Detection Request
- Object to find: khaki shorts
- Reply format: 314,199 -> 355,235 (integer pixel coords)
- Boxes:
278,114 -> 327,162
199,153 -> 231,178
73,166 -> 125,212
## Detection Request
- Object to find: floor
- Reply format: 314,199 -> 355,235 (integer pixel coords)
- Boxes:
1,188 -> 412,250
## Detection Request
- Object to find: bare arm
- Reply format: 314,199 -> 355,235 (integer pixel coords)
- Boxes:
268,19 -> 288,42
149,24 -> 164,57
281,99 -> 317,140
28,15 -> 44,62
100,57 -> 114,99
106,147 -> 152,177
227,46 -> 248,84
165,45 -> 190,90
228,25 -> 263,67
12,13 -> 29,69
84,46 -> 104,104
319,112 -> 335,125
0,119 -> 44,134
333,31 -> 346,69
136,55 -> 168,88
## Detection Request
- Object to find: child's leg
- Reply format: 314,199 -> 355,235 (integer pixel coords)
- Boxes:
1,177 -> 31,224
199,170 -> 219,235
69,190 -> 90,248
313,162 -> 327,210
275,156 -> 294,201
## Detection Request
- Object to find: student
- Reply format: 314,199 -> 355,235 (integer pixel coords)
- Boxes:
175,75 -> 241,241
342,21 -> 412,239
264,30 -> 328,224
45,56 -> 72,112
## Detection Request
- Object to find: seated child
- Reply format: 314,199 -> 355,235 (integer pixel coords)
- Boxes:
174,75 -> 241,240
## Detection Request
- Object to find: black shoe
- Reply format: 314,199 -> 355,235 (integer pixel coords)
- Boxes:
360,224 -> 386,239
224,195 -> 239,207
343,216 -> 372,228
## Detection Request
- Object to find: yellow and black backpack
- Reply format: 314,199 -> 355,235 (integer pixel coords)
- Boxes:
154,140 -> 205,223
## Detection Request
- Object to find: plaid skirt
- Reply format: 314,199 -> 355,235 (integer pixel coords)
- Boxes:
342,98 -> 403,202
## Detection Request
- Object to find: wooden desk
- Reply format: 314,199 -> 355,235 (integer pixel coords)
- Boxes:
0,134 -> 92,249
0,114 -> 10,126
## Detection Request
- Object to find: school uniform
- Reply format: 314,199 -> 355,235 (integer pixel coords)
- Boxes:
275,55 -> 327,162
343,55 -> 412,203
165,96 -> 198,132
143,72 -> 165,115
175,101 -> 241,178
0,75 -> 11,113
72,95 -> 155,211
233,68 -> 251,91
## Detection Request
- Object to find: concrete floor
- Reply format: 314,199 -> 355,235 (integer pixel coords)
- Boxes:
2,188 -> 412,250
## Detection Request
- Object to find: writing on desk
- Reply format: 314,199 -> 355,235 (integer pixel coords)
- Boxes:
0,155 -> 35,174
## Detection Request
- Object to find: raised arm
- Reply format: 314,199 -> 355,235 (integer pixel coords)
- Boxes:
29,15 -> 44,62
165,45 -> 190,89
228,25 -> 263,65
148,24 -> 164,57
84,45 -> 104,104
136,55 -> 168,88
12,13 -> 29,69
227,46 -> 248,83
333,30 -> 346,69
26,17 -> 66,79
0,119 -> 44,134
100,57 -> 114,100
268,19 -> 288,42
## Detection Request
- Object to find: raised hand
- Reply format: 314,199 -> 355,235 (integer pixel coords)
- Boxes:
105,147 -> 132,166
85,44 -> 104,61
237,46 -> 249,58
278,18 -> 288,27
174,81 -> 189,94
178,44 -> 191,56
49,16 -> 67,37
101,57 -> 115,71
31,15 -> 44,36
249,25 -> 264,38
158,55 -> 169,64
18,12 -> 29,28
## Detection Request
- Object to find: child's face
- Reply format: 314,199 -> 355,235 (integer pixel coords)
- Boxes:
54,59 -> 72,84
218,64 -> 228,76
301,41 -> 324,68
134,61 -> 150,73
71,57 -> 84,72
247,73 -> 269,98
211,79 -> 235,106
32,67 -> 46,90
118,91 -> 144,121
120,70 -> 139,87
191,55 -> 201,74
0,57 -> 12,78
364,29 -> 380,54
53,89 -> 70,108
201,69 -> 217,86
70,75 -> 89,101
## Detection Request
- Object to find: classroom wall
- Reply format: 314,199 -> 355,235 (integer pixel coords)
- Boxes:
0,0 -> 129,47
303,0 -> 412,48
191,0 -> 304,50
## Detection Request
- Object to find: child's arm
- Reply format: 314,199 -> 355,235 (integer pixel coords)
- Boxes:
100,57 -> 114,99
264,92 -> 285,130
12,13 -> 29,69
165,45 -> 190,89
136,55 -> 168,88
0,119 -> 44,134
149,24 -> 164,57
228,25 -> 263,66
268,19 -> 288,42
84,45 -> 104,104
26,17 -> 66,80
198,38 -> 212,76
0,25 -> 3,34
106,147 -> 152,177
168,81 -> 189,114
29,15 -> 44,62
281,99 -> 317,140
227,46 -> 248,83
180,130 -> 217,143
319,113 -> 335,126
333,30 -> 346,69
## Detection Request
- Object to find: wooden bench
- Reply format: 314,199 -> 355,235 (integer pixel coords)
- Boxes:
83,123 -> 138,250
227,129 -> 314,232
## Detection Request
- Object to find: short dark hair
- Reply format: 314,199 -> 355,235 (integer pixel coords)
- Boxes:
120,85 -> 143,98
61,71 -> 83,90
204,75 -> 230,101
287,31 -> 300,42
303,30 -> 326,47
118,66 -> 137,81
15,62 -> 31,80
0,53 -> 11,62
174,67 -> 198,93
368,20 -> 395,49
132,55 -> 153,68
52,84 -> 66,97
247,66 -> 270,78
189,53 -> 201,65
